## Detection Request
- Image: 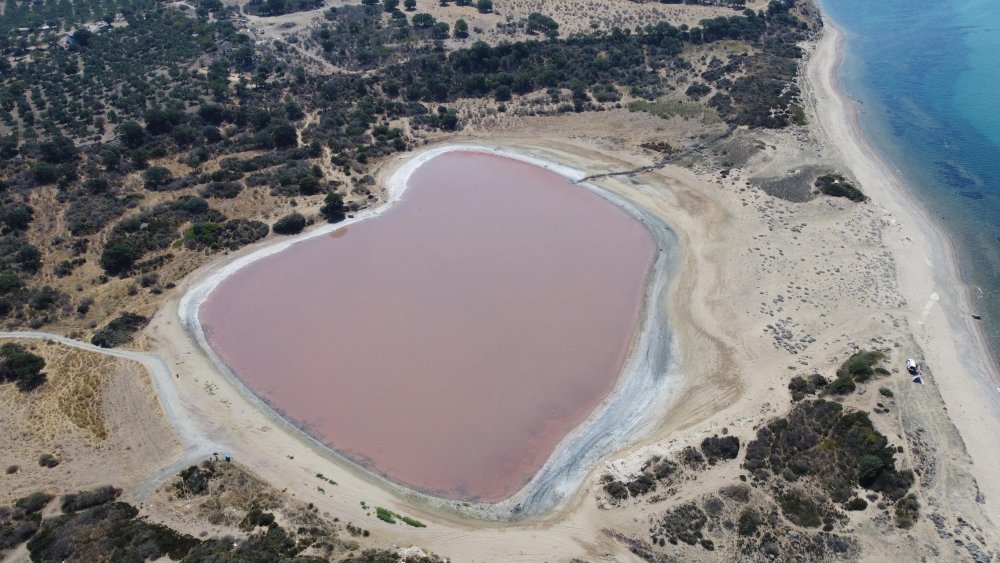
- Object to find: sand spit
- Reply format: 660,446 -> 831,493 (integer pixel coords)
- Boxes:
177,144 -> 680,519
807,19 -> 1000,517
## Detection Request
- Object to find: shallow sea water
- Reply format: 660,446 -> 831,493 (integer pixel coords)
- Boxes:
824,0 -> 1000,363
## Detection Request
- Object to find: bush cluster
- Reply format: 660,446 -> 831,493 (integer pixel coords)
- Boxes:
91,313 -> 149,348
0,342 -> 46,391
744,400 -> 913,506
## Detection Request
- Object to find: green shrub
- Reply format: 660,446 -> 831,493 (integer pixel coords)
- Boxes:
837,350 -> 885,383
15,492 -> 54,515
400,516 -> 425,528
779,490 -> 822,528
0,272 -> 23,294
320,192 -> 345,223
143,166 -> 173,190
91,313 -> 149,348
375,507 -> 396,523
625,474 -> 655,496
604,479 -> 629,500
0,343 -> 47,391
737,507 -> 761,536
701,435 -> 740,462
272,213 -> 306,235
37,454 -> 59,468
894,494 -> 919,528
857,454 -> 884,487
238,507 -> 276,531
826,375 -> 856,395
61,486 -> 121,513
844,498 -> 867,511
815,174 -> 867,202
743,400 -> 912,504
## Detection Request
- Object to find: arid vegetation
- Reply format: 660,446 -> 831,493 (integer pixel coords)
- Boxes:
0,0 -> 815,340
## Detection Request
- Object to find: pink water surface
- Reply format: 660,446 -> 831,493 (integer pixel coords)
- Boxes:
199,151 -> 656,501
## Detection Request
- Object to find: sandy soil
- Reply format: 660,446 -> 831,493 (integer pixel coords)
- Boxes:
0,338 -> 181,505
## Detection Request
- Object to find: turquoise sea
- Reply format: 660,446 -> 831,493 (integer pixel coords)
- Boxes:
822,0 -> 1000,365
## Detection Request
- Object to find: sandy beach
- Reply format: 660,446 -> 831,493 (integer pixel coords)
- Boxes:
807,20 -> 1000,519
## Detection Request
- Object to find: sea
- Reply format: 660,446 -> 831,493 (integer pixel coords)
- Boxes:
822,0 -> 1000,367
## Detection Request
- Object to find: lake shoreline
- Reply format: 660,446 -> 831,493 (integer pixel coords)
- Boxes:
175,143 -> 681,519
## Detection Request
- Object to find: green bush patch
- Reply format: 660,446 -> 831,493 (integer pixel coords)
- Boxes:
375,507 -> 396,524
814,174 -> 867,202
836,350 -> 886,383
744,400 -> 913,504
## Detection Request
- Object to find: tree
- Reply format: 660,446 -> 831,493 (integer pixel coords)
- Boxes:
272,213 -> 306,235
39,136 -> 77,163
320,193 -> 345,223
117,121 -> 145,149
0,135 -> 18,160
431,21 -> 450,39
285,101 -> 304,121
0,272 -> 23,294
454,18 -> 469,38
31,163 -> 59,185
2,205 -> 34,231
412,13 -> 435,28
16,246 -> 41,274
143,166 -> 173,190
435,106 -> 459,130
476,0 -> 492,12
71,29 -> 93,47
0,343 -> 46,392
298,175 -> 321,195
383,0 -> 399,11
100,243 -> 139,275
403,0 -> 416,9
526,12 -> 559,38
271,122 -> 298,148
101,147 -> 121,170
858,454 -> 884,487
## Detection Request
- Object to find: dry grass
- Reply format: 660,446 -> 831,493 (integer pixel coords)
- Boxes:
50,348 -> 115,439
628,98 -> 723,125
0,340 -> 110,443
0,339 -> 180,504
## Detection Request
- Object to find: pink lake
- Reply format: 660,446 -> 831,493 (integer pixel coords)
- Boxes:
199,151 -> 656,502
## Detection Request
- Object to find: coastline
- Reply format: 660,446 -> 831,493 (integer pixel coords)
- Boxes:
808,14 -> 1000,517
174,143 -> 681,519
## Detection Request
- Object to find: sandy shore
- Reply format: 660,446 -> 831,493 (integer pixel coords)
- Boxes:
807,19 -> 1000,518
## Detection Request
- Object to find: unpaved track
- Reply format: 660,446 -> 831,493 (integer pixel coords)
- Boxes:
0,331 -> 222,500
